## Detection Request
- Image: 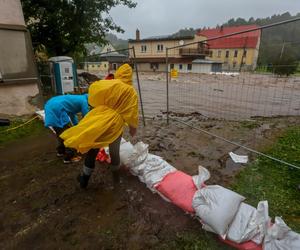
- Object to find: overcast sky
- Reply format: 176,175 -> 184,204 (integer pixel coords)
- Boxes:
109,0 -> 300,39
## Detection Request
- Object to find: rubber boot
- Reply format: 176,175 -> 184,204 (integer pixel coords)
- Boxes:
77,174 -> 90,189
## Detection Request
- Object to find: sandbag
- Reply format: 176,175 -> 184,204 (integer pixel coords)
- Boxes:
251,201 -> 270,245
227,202 -> 259,243
141,155 -> 176,189
264,217 -> 300,250
192,185 -> 245,235
155,171 -> 197,213
119,141 -> 148,167
128,142 -> 149,167
192,165 -> 210,189
119,141 -> 134,165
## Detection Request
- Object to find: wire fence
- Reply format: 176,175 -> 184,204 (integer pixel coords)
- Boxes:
161,18 -> 300,170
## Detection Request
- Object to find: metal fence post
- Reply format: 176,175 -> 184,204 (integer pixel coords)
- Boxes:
166,48 -> 169,124
132,46 -> 146,127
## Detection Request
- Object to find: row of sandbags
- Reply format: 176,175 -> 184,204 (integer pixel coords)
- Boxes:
114,140 -> 300,249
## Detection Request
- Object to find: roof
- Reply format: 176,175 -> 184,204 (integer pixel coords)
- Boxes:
129,35 -> 194,43
198,25 -> 261,49
48,56 -> 73,63
85,42 -> 118,56
192,59 -> 222,64
85,43 -> 104,55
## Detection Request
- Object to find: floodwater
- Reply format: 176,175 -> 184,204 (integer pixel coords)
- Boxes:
134,72 -> 300,120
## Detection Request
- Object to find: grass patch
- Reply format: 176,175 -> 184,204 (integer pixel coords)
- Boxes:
163,232 -> 233,250
0,117 -> 45,146
232,126 -> 300,232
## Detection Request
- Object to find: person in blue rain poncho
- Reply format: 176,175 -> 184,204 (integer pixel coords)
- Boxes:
44,94 -> 89,163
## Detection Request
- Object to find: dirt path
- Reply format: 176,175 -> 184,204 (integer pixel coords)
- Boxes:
0,128 -> 233,249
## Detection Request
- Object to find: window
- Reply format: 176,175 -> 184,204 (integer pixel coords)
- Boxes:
218,50 -> 222,58
225,50 -> 229,58
187,64 -> 192,70
170,64 -> 174,69
179,64 -> 183,70
157,44 -> 164,52
234,50 -> 238,57
141,45 -> 147,53
107,48 -> 111,52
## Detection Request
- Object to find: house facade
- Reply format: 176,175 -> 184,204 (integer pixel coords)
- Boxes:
128,30 -> 209,72
197,25 -> 261,71
0,0 -> 39,116
84,42 -> 128,73
129,25 -> 261,73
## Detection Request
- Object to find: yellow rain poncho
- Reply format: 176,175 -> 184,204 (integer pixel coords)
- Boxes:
60,64 -> 138,153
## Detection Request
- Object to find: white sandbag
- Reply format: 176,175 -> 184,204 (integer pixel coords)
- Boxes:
264,217 -> 300,250
120,138 -> 127,145
128,142 -> 149,167
120,141 -> 148,167
119,141 -> 134,165
192,165 -> 210,189
227,202 -> 259,243
251,201 -> 270,244
129,152 -> 156,177
192,185 -> 245,235
142,154 -> 176,189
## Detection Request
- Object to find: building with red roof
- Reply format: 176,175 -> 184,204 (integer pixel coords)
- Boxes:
197,25 -> 261,70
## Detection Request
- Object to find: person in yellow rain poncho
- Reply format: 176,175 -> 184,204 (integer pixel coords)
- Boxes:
60,64 -> 138,188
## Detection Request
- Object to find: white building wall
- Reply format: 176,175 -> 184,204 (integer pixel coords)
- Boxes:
192,64 -> 212,74
0,0 -> 25,26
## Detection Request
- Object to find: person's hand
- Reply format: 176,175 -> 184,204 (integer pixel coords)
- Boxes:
129,126 -> 137,137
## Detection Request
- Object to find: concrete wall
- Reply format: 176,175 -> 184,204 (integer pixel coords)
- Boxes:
0,83 -> 39,116
0,0 -> 40,116
0,29 -> 36,80
0,0 -> 25,26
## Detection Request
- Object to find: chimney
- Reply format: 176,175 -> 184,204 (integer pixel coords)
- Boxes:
220,25 -> 224,32
136,29 -> 140,41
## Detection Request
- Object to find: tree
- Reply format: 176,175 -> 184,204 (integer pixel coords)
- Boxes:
272,54 -> 299,76
21,0 -> 136,56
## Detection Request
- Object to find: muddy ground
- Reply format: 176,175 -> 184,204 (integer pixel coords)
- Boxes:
0,115 -> 299,249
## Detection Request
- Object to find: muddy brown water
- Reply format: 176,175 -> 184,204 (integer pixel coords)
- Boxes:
134,73 -> 300,120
